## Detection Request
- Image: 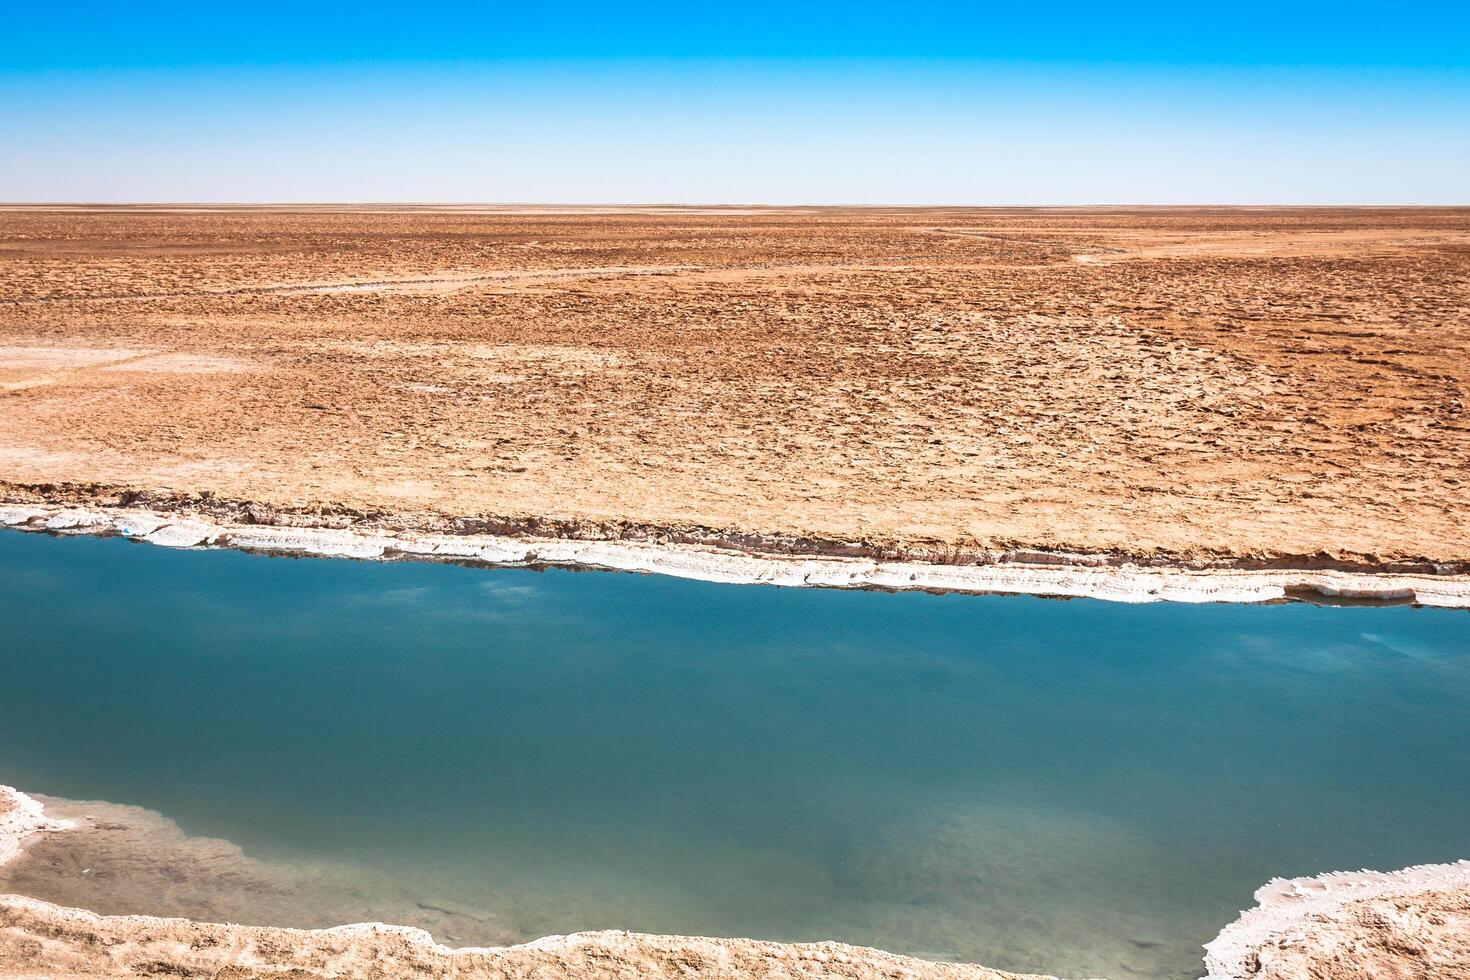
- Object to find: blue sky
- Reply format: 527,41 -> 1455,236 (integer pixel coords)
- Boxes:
4,2 -> 1468,203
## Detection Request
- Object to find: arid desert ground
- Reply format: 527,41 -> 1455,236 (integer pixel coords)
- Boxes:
3,205 -> 1468,570
3,208 -> 1470,979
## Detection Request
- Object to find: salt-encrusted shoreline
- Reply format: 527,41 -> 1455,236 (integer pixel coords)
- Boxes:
2,501 -> 1468,607
4,783 -> 1467,979
0,784 -> 1052,980
1203,860 -> 1470,979
0,786 -> 72,870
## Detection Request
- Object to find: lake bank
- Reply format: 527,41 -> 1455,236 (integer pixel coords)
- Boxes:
4,785 -> 1467,980
0,780 -> 1043,980
1,530 -> 1466,977
3,494 -> 1467,607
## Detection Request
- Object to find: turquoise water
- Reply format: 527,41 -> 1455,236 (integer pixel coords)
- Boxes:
0,530 -> 1466,978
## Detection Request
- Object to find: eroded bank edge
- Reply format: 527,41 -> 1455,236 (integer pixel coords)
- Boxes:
7,481 -> 1466,575
1201,859 -> 1470,979
1,500 -> 1467,607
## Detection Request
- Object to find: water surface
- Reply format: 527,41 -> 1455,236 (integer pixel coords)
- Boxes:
1,531 -> 1466,978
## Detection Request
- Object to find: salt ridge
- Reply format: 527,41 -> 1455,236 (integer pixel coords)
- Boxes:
2,503 -> 1467,607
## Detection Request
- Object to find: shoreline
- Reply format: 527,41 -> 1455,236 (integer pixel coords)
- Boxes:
0,784 -> 1049,980
1202,860 -> 1470,979
4,784 -> 1467,979
2,494 -> 1467,607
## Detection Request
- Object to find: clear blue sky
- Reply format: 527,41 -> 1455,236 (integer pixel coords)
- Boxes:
4,2 -> 1468,203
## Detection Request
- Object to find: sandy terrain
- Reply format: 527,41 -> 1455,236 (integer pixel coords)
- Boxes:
0,897 -> 1052,980
2,205 -> 1468,574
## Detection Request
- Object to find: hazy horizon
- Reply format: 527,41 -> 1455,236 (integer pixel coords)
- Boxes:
5,2 -> 1468,205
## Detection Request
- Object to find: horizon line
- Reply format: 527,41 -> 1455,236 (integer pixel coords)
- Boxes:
2,202 -> 1466,210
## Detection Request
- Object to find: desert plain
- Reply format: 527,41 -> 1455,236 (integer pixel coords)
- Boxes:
2,205 -> 1468,572
3,206 -> 1470,978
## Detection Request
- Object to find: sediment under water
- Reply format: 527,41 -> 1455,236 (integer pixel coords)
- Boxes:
0,530 -> 1466,979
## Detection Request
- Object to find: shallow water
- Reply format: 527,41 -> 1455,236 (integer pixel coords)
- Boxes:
0,531 -> 1466,979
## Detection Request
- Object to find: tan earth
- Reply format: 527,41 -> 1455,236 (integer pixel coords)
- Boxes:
0,897 -> 1052,980
2,205 -> 1468,569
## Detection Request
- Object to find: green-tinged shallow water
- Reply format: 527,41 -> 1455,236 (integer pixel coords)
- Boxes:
0,531 -> 1467,979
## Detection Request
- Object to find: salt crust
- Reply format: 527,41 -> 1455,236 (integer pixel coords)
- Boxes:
2,504 -> 1466,607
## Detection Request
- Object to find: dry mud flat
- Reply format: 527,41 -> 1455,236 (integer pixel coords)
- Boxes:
3,786 -> 1469,980
2,206 -> 1469,582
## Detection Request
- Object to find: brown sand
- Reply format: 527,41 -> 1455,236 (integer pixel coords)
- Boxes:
2,205 -> 1468,569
